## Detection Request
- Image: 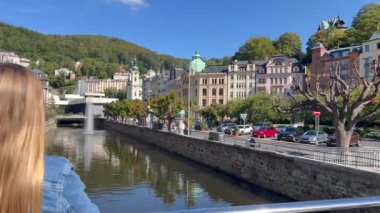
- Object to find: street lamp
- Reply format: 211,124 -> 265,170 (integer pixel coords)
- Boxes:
187,71 -> 191,136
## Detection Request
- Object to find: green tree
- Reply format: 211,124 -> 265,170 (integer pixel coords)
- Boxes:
0,21 -> 188,78
304,28 -> 349,64
347,3 -> 380,44
149,92 -> 185,131
104,87 -> 119,98
234,37 -> 276,60
275,63 -> 380,148
274,32 -> 302,58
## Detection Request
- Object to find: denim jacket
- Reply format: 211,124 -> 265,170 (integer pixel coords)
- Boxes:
42,156 -> 99,213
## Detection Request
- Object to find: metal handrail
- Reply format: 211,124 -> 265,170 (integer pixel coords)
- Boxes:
171,196 -> 380,213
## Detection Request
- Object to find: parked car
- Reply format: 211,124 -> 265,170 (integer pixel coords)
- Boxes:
252,126 -> 278,138
236,125 -> 253,135
251,122 -> 271,130
275,125 -> 289,133
224,124 -> 238,135
299,130 -> 329,145
277,127 -> 303,142
194,121 -> 212,130
216,123 -> 235,132
327,132 -> 361,147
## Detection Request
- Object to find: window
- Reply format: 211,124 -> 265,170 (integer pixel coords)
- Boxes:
258,78 -> 266,84
230,92 -> 233,98
219,99 -> 223,104
195,80 -> 198,85
377,43 -> 380,50
275,78 -> 278,84
195,89 -> 197,96
212,88 -> 216,96
212,99 -> 216,104
284,78 -> 287,84
279,78 -> 282,84
203,89 -> 207,96
219,88 -> 223,96
230,83 -> 234,88
230,75 -> 234,80
365,45 -> 370,52
270,78 -> 273,84
202,99 -> 206,106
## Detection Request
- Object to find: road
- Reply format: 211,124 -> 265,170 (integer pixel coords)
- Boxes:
189,130 -> 380,150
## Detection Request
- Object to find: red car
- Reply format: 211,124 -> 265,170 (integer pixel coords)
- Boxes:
252,126 -> 278,138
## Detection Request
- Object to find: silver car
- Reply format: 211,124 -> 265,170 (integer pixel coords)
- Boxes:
299,130 -> 329,145
216,123 -> 235,132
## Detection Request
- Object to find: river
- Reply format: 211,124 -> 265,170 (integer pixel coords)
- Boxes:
46,128 -> 291,212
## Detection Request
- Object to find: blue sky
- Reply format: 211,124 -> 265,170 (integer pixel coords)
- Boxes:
0,0 -> 378,59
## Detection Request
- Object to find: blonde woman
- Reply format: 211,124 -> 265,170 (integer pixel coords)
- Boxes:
0,64 -> 98,213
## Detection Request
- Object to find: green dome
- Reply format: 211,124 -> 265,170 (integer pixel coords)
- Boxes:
189,51 -> 205,72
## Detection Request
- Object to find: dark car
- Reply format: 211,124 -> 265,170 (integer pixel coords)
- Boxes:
327,132 -> 361,147
277,127 -> 303,142
224,124 -> 238,134
216,123 -> 235,132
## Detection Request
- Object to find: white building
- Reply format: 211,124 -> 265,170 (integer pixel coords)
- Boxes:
113,72 -> 131,80
84,79 -> 127,94
126,62 -> 143,100
360,31 -> 380,80
55,68 -> 75,80
227,60 -> 256,100
0,51 -> 31,67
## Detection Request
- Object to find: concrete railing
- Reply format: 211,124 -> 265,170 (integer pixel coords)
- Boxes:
173,196 -> 380,213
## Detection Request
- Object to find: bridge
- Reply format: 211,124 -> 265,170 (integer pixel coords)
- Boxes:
55,115 -> 105,128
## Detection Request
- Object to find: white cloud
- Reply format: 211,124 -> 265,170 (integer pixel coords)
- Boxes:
115,0 -> 147,8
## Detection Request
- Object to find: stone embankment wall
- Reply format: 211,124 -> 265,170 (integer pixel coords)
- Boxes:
105,122 -> 380,204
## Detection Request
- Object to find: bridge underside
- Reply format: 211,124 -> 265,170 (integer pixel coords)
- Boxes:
56,117 -> 105,129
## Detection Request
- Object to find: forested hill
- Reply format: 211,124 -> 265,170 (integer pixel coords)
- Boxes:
0,22 -> 188,77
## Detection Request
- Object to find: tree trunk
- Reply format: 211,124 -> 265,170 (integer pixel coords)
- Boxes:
335,120 -> 354,148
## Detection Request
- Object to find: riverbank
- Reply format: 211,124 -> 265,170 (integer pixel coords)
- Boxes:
105,121 -> 380,212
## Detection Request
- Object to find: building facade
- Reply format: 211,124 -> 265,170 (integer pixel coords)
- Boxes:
311,43 -> 361,91
113,72 -> 131,80
55,68 -> 75,80
258,55 -> 305,94
176,53 -> 228,108
227,60 -> 256,100
360,32 -> 380,80
0,51 -> 31,67
84,79 -> 128,94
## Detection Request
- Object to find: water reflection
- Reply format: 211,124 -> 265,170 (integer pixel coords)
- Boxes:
46,128 -> 291,212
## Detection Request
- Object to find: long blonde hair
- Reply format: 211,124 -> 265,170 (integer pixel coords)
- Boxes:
0,64 -> 45,213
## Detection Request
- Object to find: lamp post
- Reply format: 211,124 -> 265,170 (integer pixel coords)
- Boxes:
187,71 -> 191,136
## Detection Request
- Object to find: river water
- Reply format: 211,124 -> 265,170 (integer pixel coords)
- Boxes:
46,128 -> 291,212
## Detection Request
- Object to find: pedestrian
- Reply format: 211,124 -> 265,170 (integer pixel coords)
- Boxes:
0,64 -> 98,213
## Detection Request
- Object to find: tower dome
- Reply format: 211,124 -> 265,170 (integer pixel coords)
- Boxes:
189,51 -> 206,72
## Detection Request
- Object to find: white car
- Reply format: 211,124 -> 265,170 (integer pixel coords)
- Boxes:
237,125 -> 253,135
